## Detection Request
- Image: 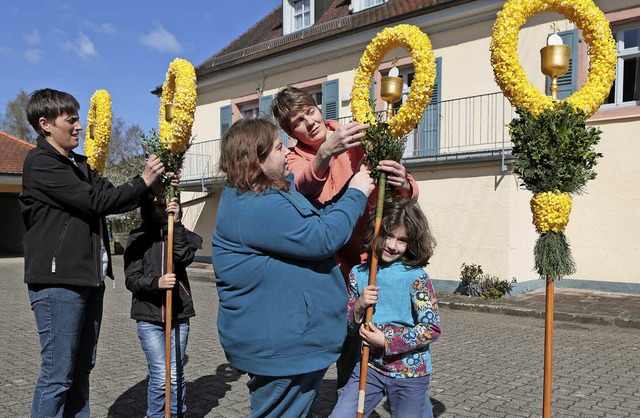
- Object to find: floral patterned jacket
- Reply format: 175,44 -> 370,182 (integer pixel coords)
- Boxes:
348,262 -> 441,377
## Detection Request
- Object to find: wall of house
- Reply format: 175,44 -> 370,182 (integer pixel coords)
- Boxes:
566,121 -> 640,283
187,0 -> 640,288
408,162 -> 538,284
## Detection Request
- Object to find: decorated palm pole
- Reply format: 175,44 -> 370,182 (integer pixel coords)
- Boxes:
150,58 -> 197,418
84,89 -> 112,174
490,1 -> 616,416
351,24 -> 436,418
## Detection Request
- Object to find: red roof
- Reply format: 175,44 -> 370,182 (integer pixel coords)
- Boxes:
0,131 -> 35,174
195,0 -> 470,77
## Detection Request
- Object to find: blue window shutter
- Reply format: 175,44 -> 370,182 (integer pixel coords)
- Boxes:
220,105 -> 232,137
545,29 -> 578,99
259,95 -> 273,118
417,57 -> 442,156
322,79 -> 339,120
258,94 -> 290,146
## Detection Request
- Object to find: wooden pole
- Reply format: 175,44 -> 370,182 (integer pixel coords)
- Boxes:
356,173 -> 386,418
543,276 -> 554,418
164,187 -> 175,418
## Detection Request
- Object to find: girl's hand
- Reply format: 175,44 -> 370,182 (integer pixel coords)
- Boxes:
355,285 -> 379,311
167,171 -> 181,187
165,198 -> 181,222
360,323 -> 386,350
158,273 -> 176,289
377,160 -> 410,191
354,285 -> 379,322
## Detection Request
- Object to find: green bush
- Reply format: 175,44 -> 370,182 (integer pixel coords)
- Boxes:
456,263 -> 516,300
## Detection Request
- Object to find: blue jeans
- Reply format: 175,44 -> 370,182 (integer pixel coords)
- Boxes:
246,368 -> 327,418
137,319 -> 189,418
330,362 -> 433,418
28,283 -> 105,418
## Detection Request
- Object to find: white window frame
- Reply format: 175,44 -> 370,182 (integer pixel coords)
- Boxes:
603,24 -> 640,107
283,0 -> 314,35
239,102 -> 259,119
351,0 -> 387,14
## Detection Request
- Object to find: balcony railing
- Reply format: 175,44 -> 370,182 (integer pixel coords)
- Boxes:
180,91 -> 516,187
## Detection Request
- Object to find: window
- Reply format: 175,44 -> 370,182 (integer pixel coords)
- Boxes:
388,58 -> 442,157
352,0 -> 387,13
604,26 -> 640,106
309,91 -> 323,111
239,102 -> 259,119
294,0 -> 311,31
283,0 -> 313,34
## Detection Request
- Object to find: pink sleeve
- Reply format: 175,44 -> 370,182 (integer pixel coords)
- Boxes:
287,150 -> 328,200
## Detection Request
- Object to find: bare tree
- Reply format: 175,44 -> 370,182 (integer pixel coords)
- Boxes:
102,117 -> 147,236
0,90 -> 36,143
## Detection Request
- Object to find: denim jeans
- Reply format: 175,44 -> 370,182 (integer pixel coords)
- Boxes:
330,362 -> 433,418
246,368 -> 327,418
137,319 -> 189,418
28,283 -> 105,418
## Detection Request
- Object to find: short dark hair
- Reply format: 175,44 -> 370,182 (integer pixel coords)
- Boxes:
271,86 -> 318,137
362,197 -> 436,267
219,118 -> 290,193
26,88 -> 80,136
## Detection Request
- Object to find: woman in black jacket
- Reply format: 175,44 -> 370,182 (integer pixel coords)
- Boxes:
124,193 -> 202,418
21,88 -> 166,417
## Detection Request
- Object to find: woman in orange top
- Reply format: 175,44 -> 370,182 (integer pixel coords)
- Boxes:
271,86 -> 419,392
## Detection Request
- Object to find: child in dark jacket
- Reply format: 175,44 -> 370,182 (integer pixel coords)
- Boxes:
124,193 -> 203,418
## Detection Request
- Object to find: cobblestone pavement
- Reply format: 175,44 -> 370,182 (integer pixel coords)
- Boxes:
1,257 -> 639,417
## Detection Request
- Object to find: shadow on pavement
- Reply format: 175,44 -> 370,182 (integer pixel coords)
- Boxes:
107,363 -> 242,418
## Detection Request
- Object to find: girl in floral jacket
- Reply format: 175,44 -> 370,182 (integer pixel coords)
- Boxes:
331,197 -> 441,418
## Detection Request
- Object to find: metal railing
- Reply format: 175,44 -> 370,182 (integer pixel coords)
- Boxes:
180,92 -> 516,184
339,91 -> 516,162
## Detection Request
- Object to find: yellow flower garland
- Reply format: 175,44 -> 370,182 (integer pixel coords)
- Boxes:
159,58 -> 197,154
352,24 -> 436,138
490,0 -> 616,116
531,191 -> 572,234
85,89 -> 112,174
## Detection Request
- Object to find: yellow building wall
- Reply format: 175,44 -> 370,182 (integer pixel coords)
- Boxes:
187,0 -> 640,286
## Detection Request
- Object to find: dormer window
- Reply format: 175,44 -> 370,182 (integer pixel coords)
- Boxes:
351,0 -> 387,13
283,0 -> 314,35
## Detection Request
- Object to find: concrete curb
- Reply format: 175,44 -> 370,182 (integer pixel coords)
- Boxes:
439,300 -> 640,329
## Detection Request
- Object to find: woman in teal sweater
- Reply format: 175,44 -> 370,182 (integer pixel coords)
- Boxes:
212,117 -> 374,418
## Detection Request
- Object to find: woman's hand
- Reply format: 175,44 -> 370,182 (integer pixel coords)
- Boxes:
158,273 -> 176,289
141,155 -> 165,187
377,160 -> 410,191
318,121 -> 369,160
348,165 -> 375,197
360,322 -> 386,350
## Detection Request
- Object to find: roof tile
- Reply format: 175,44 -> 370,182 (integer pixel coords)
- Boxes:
0,131 -> 35,174
196,0 -> 469,76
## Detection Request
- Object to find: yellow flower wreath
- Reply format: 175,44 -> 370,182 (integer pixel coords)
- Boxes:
85,89 -> 112,174
351,24 -> 436,138
490,0 -> 616,116
159,58 -> 197,154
